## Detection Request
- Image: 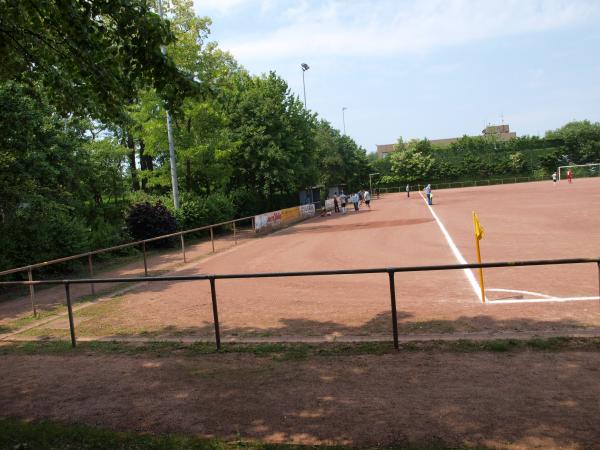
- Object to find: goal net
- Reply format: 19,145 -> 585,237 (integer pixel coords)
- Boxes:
558,163 -> 600,181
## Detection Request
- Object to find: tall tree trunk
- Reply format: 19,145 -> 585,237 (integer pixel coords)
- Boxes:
139,139 -> 153,191
127,132 -> 139,191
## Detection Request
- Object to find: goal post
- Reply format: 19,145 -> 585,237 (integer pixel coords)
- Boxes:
557,163 -> 600,181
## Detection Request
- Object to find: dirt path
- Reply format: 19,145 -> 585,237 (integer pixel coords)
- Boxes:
0,231 -> 256,324
2,350 -> 600,448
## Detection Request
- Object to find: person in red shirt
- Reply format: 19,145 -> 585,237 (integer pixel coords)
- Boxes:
567,169 -> 573,184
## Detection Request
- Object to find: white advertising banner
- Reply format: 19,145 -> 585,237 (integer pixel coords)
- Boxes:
299,203 -> 315,218
254,210 -> 282,231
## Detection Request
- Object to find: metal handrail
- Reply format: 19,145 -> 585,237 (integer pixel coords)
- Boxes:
376,174 -> 548,193
0,214 -> 257,277
2,257 -> 599,351
1,257 -> 598,285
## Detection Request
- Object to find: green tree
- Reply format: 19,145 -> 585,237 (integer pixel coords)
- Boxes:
389,146 -> 435,184
314,120 -> 370,191
227,72 -> 316,199
546,121 -> 600,164
508,152 -> 526,173
0,82 -> 93,269
0,0 -> 196,122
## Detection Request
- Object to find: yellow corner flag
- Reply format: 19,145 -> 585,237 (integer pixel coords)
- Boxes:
473,212 -> 486,303
473,212 -> 484,241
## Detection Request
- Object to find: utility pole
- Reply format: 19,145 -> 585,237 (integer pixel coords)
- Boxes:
157,0 -> 180,209
342,107 -> 347,135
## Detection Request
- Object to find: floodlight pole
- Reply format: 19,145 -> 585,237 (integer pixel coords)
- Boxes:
369,172 -> 380,194
342,107 -> 347,135
157,0 -> 180,209
301,63 -> 309,108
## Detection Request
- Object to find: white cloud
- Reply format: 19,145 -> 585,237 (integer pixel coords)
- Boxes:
196,0 -> 251,15
215,0 -> 600,61
196,0 -> 276,15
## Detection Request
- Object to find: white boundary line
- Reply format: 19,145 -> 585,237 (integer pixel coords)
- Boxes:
487,296 -> 599,304
487,288 -> 554,299
419,192 -> 485,303
418,193 -> 600,305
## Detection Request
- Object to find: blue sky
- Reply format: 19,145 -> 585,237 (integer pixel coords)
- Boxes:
194,0 -> 600,153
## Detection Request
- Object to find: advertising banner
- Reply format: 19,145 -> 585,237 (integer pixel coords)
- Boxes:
299,203 -> 315,218
281,206 -> 300,224
254,210 -> 282,231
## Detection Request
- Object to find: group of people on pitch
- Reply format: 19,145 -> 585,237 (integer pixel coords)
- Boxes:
551,169 -> 574,185
405,183 -> 434,205
331,190 -> 371,214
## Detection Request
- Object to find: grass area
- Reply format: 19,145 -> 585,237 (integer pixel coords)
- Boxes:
1,307 -> 66,333
0,418 -> 481,450
1,336 -> 599,359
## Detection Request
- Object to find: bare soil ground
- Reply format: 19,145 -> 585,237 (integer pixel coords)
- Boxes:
0,230 -> 255,326
2,348 -> 600,448
3,179 -> 600,342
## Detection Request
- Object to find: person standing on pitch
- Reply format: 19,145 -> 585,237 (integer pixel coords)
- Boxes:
552,172 -> 557,185
406,184 -> 410,198
424,184 -> 432,205
364,190 -> 371,209
340,191 -> 347,214
333,193 -> 340,213
352,192 -> 360,212
567,169 -> 573,184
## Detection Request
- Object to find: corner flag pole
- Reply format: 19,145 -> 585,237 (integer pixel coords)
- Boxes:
473,212 -> 486,303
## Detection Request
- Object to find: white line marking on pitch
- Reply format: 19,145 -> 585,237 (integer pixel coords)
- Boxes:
487,296 -> 600,304
486,288 -> 554,299
419,192 -> 485,303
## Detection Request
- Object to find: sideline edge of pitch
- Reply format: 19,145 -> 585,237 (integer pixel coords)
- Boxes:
418,192 -> 485,303
486,288 -> 600,304
418,193 -> 600,305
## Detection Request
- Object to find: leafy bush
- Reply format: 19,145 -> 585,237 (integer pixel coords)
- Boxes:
229,189 -> 266,218
88,217 -> 127,250
126,201 -> 177,245
176,193 -> 235,232
128,191 -> 174,213
0,202 -> 90,274
204,193 -> 235,225
175,195 -> 207,230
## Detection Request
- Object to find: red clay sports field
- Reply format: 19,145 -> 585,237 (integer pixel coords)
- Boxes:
7,178 -> 600,341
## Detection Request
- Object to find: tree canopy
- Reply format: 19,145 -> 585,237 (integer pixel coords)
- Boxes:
1,0 -> 599,276
0,0 -> 196,122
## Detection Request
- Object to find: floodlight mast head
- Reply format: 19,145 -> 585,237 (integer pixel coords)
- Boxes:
300,63 -> 310,108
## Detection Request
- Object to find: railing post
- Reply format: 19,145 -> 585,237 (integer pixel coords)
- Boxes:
180,234 -> 187,263
233,221 -> 237,244
65,283 -> 76,348
142,241 -> 148,276
210,227 -> 215,253
28,267 -> 36,317
388,270 -> 399,350
88,254 -> 95,295
597,261 -> 600,303
209,277 -> 221,350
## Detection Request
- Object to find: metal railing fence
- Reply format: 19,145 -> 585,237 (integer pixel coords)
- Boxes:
2,257 -> 598,350
376,174 -> 548,194
0,214 -> 257,316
